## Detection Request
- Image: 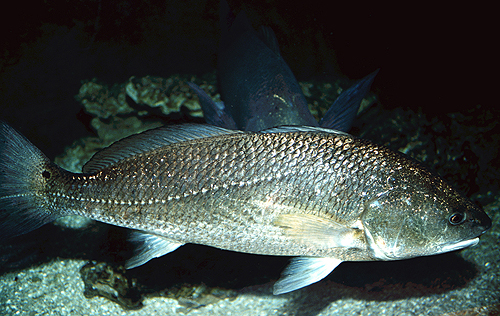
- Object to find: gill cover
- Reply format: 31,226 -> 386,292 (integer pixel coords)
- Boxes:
361,186 -> 449,260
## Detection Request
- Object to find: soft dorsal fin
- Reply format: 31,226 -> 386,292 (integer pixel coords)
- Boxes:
82,124 -> 241,173
261,125 -> 350,136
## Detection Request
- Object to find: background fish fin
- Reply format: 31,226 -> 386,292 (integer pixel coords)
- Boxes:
187,82 -> 238,129
262,125 -> 349,136
83,124 -> 242,173
125,231 -> 184,269
258,26 -> 281,56
319,69 -> 379,132
273,213 -> 354,248
273,257 -> 342,295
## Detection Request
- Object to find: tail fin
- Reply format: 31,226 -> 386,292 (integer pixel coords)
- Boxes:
0,122 -> 58,238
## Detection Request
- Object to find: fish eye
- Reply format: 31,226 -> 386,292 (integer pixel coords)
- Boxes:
449,212 -> 466,225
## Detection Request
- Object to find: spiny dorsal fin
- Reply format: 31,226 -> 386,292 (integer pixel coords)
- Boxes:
82,124 -> 242,173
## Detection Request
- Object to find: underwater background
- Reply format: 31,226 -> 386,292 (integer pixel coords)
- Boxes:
0,0 -> 498,315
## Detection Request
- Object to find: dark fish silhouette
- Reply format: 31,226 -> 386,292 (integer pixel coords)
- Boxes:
189,1 -> 378,132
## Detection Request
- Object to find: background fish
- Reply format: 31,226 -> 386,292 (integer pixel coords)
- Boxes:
189,0 -> 378,132
0,122 -> 491,294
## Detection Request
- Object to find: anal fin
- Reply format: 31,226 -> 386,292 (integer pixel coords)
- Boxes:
125,231 -> 184,269
273,257 -> 342,295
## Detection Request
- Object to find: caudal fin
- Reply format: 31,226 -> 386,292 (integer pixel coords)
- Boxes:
0,122 -> 58,238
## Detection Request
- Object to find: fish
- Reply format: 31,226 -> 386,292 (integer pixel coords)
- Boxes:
0,122 -> 491,294
189,0 -> 378,132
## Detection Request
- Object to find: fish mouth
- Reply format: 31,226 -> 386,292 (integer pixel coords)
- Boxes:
440,237 -> 479,253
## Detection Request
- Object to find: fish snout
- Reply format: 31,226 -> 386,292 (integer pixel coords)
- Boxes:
471,209 -> 492,235
466,207 -> 491,237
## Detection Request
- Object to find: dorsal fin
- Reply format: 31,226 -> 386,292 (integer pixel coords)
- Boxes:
82,124 -> 241,173
261,125 -> 350,136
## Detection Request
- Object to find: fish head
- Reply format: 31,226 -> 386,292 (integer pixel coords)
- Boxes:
361,173 -> 491,261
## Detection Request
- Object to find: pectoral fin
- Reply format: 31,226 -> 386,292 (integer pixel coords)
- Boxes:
125,231 -> 184,269
273,213 -> 356,248
319,69 -> 379,132
273,257 -> 342,295
187,82 -> 238,130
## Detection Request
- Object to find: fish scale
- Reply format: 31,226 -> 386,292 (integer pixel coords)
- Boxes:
46,132 -> 358,244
